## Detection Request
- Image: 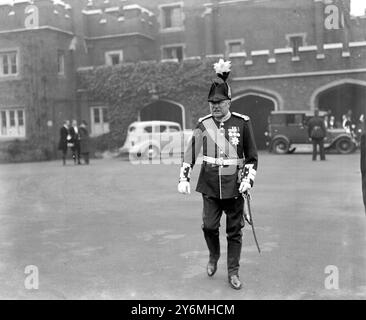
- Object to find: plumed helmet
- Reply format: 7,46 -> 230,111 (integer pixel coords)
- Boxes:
208,59 -> 232,103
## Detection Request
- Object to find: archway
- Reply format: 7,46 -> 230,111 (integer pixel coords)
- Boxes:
231,92 -> 277,149
139,100 -> 186,129
311,79 -> 366,128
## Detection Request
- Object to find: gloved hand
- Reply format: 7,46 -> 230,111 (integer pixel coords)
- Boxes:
178,181 -> 191,194
239,181 -> 251,194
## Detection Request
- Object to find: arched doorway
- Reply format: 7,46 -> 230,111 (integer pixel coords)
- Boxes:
139,100 -> 186,129
231,93 -> 277,149
312,80 -> 366,128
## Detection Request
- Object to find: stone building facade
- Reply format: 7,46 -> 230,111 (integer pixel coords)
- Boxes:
0,0 -> 365,157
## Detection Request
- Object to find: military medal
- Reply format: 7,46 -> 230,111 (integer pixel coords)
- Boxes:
228,127 -> 240,146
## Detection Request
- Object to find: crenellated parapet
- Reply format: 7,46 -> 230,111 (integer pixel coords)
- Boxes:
0,0 -> 74,34
225,42 -> 366,79
82,4 -> 157,40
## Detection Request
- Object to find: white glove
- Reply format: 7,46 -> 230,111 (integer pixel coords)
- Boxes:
178,181 -> 191,194
239,181 -> 251,194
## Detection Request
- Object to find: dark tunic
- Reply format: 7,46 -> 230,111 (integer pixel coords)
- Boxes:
58,126 -> 69,152
79,127 -> 90,154
182,112 -> 258,199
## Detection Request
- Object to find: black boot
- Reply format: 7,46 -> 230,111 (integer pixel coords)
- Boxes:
203,228 -> 220,276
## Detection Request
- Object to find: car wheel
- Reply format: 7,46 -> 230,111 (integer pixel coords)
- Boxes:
335,138 -> 355,154
144,145 -> 160,160
272,138 -> 290,154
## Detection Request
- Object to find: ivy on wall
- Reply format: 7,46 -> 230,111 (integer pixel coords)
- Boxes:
78,58 -> 221,150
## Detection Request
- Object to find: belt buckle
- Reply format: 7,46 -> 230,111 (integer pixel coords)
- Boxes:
216,158 -> 224,166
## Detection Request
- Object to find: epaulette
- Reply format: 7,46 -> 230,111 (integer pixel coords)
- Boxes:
198,114 -> 213,123
232,112 -> 250,121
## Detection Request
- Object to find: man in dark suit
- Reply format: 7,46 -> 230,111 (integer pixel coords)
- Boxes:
308,109 -> 327,161
69,119 -> 81,165
361,130 -> 366,213
58,120 -> 70,165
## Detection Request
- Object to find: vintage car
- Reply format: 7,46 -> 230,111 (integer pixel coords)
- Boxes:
119,121 -> 193,159
265,110 -> 357,154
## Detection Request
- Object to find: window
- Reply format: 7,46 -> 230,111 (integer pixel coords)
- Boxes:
160,3 -> 184,30
90,107 -> 109,136
143,126 -> 153,133
0,51 -> 18,77
226,39 -> 244,54
105,50 -> 123,66
286,34 -> 306,57
0,109 -> 25,138
287,114 -> 304,126
162,45 -> 184,61
57,51 -> 65,75
169,125 -> 180,132
155,125 -> 167,133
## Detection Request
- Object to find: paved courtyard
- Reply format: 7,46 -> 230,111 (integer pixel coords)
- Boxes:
0,152 -> 365,300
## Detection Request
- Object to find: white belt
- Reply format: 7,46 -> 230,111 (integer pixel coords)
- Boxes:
203,156 -> 244,166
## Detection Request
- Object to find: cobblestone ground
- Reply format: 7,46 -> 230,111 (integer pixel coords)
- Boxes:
0,152 -> 365,300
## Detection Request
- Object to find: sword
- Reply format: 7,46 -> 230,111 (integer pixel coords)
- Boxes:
242,191 -> 261,254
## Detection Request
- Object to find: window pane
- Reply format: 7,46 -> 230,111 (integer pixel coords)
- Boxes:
1,111 -> 6,127
163,47 -> 183,61
163,6 -> 182,28
229,43 -> 242,53
102,108 -> 108,123
163,7 -> 172,28
3,55 -> 9,74
9,111 -> 15,126
10,53 -> 17,74
1,111 -> 6,135
290,36 -> 303,56
58,52 -> 65,74
171,7 -> 182,27
93,108 -> 100,123
18,110 -> 24,126
144,126 -> 152,133
169,126 -> 180,132
110,54 -> 120,65
270,114 -> 286,125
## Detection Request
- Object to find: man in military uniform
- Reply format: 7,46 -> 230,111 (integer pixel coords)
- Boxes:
178,60 -> 258,290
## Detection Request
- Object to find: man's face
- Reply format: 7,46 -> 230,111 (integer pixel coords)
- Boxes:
65,120 -> 70,127
72,120 -> 77,127
209,100 -> 231,119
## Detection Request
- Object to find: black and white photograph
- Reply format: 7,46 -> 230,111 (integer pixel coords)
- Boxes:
0,0 -> 365,305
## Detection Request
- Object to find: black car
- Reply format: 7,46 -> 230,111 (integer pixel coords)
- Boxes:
265,111 -> 357,154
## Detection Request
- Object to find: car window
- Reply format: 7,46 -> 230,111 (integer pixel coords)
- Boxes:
270,114 -> 287,125
287,114 -> 304,125
169,125 -> 180,132
155,125 -> 168,133
143,126 -> 153,133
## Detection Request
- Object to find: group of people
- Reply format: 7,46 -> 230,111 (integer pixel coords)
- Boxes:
58,120 -> 90,166
324,110 -> 365,138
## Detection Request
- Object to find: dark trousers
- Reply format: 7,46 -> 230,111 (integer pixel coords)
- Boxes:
201,194 -> 245,277
82,152 -> 90,165
362,174 -> 366,213
60,148 -> 67,165
71,142 -> 81,163
312,138 -> 325,161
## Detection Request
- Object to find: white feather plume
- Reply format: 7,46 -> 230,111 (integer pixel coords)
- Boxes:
213,59 -> 231,75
